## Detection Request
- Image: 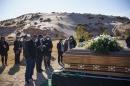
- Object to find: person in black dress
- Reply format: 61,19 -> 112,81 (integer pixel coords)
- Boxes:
69,36 -> 77,49
13,37 -> 22,65
0,36 -> 9,66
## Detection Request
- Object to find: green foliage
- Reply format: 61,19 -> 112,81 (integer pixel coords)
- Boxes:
89,34 -> 122,53
75,24 -> 91,41
125,29 -> 130,38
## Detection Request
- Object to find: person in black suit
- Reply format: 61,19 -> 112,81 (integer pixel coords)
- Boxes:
24,35 -> 37,83
64,39 -> 69,52
57,39 -> 64,65
13,37 -> 22,65
0,36 -> 9,66
36,35 -> 44,72
45,36 -> 53,68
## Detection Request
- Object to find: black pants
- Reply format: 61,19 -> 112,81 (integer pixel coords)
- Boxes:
14,50 -> 21,64
1,53 -> 8,65
46,52 -> 51,67
36,53 -> 43,72
58,51 -> 63,64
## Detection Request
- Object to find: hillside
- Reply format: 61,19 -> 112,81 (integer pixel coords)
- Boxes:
0,12 -> 130,38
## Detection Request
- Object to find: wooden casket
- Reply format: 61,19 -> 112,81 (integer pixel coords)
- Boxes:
63,49 -> 130,75
52,49 -> 130,86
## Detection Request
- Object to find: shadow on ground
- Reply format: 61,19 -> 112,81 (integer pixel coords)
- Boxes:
8,65 -> 20,75
24,67 -> 54,86
0,66 -> 6,74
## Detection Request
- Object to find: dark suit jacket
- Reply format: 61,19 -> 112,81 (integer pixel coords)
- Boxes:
0,41 -> 9,55
57,42 -> 64,53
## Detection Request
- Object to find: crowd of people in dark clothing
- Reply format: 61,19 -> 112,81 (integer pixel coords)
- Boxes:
0,34 -> 77,84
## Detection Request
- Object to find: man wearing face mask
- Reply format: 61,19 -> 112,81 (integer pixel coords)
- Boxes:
46,36 -> 53,68
24,34 -> 37,83
13,37 -> 22,65
36,35 -> 44,72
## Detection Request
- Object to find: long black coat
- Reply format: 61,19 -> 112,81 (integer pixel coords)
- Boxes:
24,40 -> 36,59
36,38 -> 49,56
46,39 -> 53,53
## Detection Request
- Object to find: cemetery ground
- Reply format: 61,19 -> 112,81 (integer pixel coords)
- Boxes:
0,40 -> 61,86
0,39 -> 127,86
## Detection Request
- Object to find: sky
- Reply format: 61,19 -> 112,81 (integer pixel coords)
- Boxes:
0,0 -> 130,21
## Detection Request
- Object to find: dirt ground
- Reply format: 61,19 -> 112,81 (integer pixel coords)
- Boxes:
0,40 -> 61,86
0,40 -> 128,86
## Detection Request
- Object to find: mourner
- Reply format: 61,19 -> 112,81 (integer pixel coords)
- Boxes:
42,36 -> 49,70
64,36 -> 77,52
57,39 -> 64,65
24,35 -> 36,83
36,35 -> 44,72
13,37 -> 22,65
69,36 -> 77,49
64,39 -> 69,52
0,36 -> 9,66
46,36 -> 53,68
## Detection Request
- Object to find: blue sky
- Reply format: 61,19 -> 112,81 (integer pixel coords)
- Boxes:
0,0 -> 130,20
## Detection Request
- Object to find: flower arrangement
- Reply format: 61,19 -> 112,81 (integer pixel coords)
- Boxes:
89,34 -> 122,53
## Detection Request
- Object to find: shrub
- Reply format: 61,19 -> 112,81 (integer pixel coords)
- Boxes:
75,24 -> 91,41
89,34 -> 122,53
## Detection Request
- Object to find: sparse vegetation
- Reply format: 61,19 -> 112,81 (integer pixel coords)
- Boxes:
34,22 -> 38,25
75,24 -> 91,41
125,29 -> 130,37
43,18 -> 51,22
40,18 -> 43,22
30,14 -> 41,20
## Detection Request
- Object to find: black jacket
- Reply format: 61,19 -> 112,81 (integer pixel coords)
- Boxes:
36,39 -> 47,54
57,42 -> 64,53
64,40 -> 68,52
0,41 -> 9,55
69,39 -> 77,49
46,39 -> 53,53
13,40 -> 22,51
24,40 -> 36,59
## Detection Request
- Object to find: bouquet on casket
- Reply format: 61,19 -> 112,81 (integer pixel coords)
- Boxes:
89,34 -> 122,53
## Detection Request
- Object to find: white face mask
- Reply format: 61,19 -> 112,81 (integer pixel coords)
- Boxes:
47,38 -> 50,40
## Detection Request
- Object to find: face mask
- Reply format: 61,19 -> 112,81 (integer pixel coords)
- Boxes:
47,38 -> 50,40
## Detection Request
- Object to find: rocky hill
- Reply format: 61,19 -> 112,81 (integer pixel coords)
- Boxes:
0,12 -> 130,39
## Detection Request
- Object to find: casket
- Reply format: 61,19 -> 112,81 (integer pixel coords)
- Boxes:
63,49 -> 130,74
